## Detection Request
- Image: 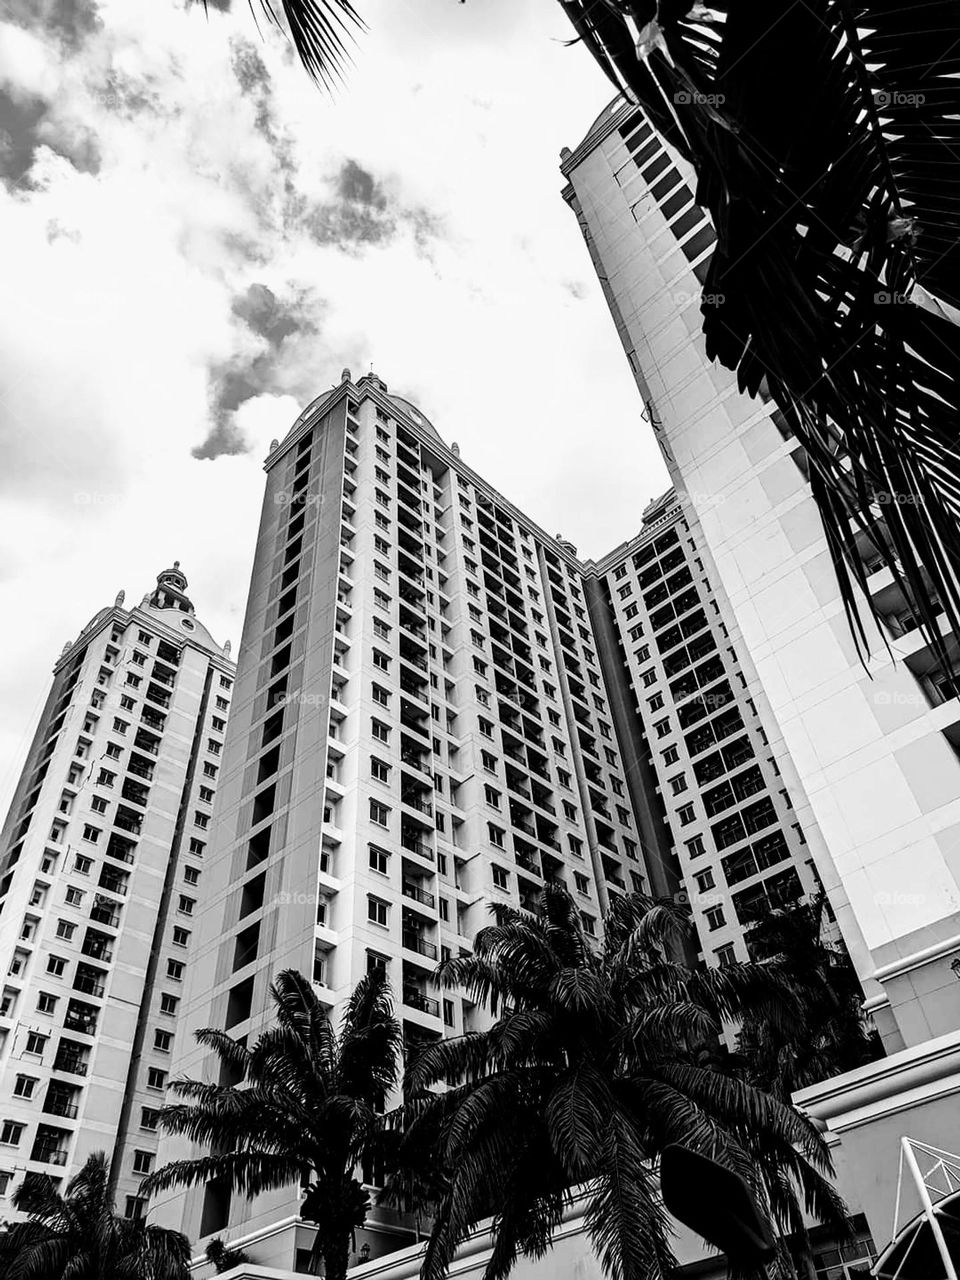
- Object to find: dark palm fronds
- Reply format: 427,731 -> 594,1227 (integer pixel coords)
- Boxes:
560,0 -> 960,675
202,0 -> 365,88
387,885 -> 846,1280
734,894 -> 884,1097
142,968 -> 403,1280
0,1151 -> 190,1280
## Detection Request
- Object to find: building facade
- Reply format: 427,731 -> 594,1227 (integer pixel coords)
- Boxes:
561,98 -> 960,1055
154,370 -> 840,1268
583,491 -> 824,971
0,566 -> 234,1220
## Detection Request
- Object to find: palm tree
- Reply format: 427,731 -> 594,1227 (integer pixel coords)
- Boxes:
735,894 -> 883,1098
142,968 -> 402,1280
0,1151 -> 189,1280
392,886 -> 848,1280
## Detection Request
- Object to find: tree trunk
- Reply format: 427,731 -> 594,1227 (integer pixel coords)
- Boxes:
322,1229 -> 351,1280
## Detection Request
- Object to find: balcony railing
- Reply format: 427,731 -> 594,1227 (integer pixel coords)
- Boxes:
73,974 -> 105,998
402,795 -> 433,816
127,762 -> 153,781
53,1057 -> 88,1077
31,1145 -> 68,1166
402,881 -> 435,909
403,989 -> 440,1017
43,1097 -> 79,1119
401,839 -> 433,861
402,932 -> 438,959
64,1013 -> 97,1035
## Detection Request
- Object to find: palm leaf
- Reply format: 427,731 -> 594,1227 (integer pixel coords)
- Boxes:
560,0 -> 960,671
203,0 -> 365,88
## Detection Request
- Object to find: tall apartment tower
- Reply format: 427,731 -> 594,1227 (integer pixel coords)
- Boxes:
156,369 -> 836,1269
561,99 -> 960,1054
0,566 -> 234,1221
583,491 -> 823,971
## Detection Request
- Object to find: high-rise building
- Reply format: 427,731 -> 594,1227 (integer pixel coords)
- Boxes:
583,491 -> 824,971
154,370 -> 835,1268
0,566 -> 234,1220
561,99 -> 960,1056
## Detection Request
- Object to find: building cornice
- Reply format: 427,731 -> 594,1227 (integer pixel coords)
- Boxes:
794,1029 -> 960,1133
559,95 -> 636,183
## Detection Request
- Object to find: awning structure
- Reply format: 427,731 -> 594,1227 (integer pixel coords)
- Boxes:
872,1141 -> 960,1279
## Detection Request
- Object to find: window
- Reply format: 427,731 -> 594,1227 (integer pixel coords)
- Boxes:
372,684 -> 390,707
669,775 -> 688,796
373,649 -> 391,671
146,1067 -> 167,1091
183,867 -> 200,887
662,746 -> 679,766
133,1150 -> 154,1175
37,992 -> 58,1014
207,740 -> 221,755
189,838 -> 205,857
483,786 -> 501,809
370,757 -> 391,784
198,786 -> 214,804
160,994 -> 179,1015
367,896 -> 389,927
211,717 -> 226,732
624,603 -> 639,619
216,695 -> 229,711
705,905 -> 725,931
654,718 -> 671,739
90,796 -> 108,815
678,803 -> 696,826
13,1075 -> 36,1099
140,1108 -> 159,1131
369,799 -> 389,828
65,887 -> 85,906
56,920 -> 76,940
46,955 -> 66,977
442,999 -> 455,1028
574,872 -> 589,895
172,927 -> 190,947
373,616 -> 391,639
685,834 -> 706,857
167,959 -> 185,981
194,812 -> 208,830
694,869 -> 715,893
24,1033 -> 47,1057
138,630 -> 152,644
154,1029 -> 173,1053
82,825 -> 101,843
178,896 -> 195,916
580,913 -> 597,937
98,769 -> 115,788
492,865 -> 509,890
105,743 -> 122,759
0,1121 -> 25,1146
715,944 -> 736,968
369,845 -> 389,874
202,763 -> 218,780
488,824 -> 505,848
371,719 -> 391,743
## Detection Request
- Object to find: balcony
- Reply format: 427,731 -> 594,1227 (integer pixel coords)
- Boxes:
402,932 -> 438,960
90,903 -> 121,929
73,969 -> 106,998
43,1095 -> 79,1120
403,988 -> 440,1017
127,761 -> 153,781
140,709 -> 165,732
30,1143 -> 68,1166
52,1055 -> 88,1078
402,881 -> 435,909
401,793 -> 433,817
401,836 -> 433,862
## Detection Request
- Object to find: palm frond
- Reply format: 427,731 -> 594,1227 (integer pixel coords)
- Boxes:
559,0 -> 960,669
203,0 -> 365,89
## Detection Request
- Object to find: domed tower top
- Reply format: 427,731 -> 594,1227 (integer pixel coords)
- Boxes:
147,562 -> 194,615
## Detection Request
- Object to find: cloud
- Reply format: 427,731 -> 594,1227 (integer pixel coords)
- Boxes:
195,282 -> 325,459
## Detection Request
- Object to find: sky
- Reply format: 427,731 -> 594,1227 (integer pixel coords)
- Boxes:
0,0 -> 670,814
